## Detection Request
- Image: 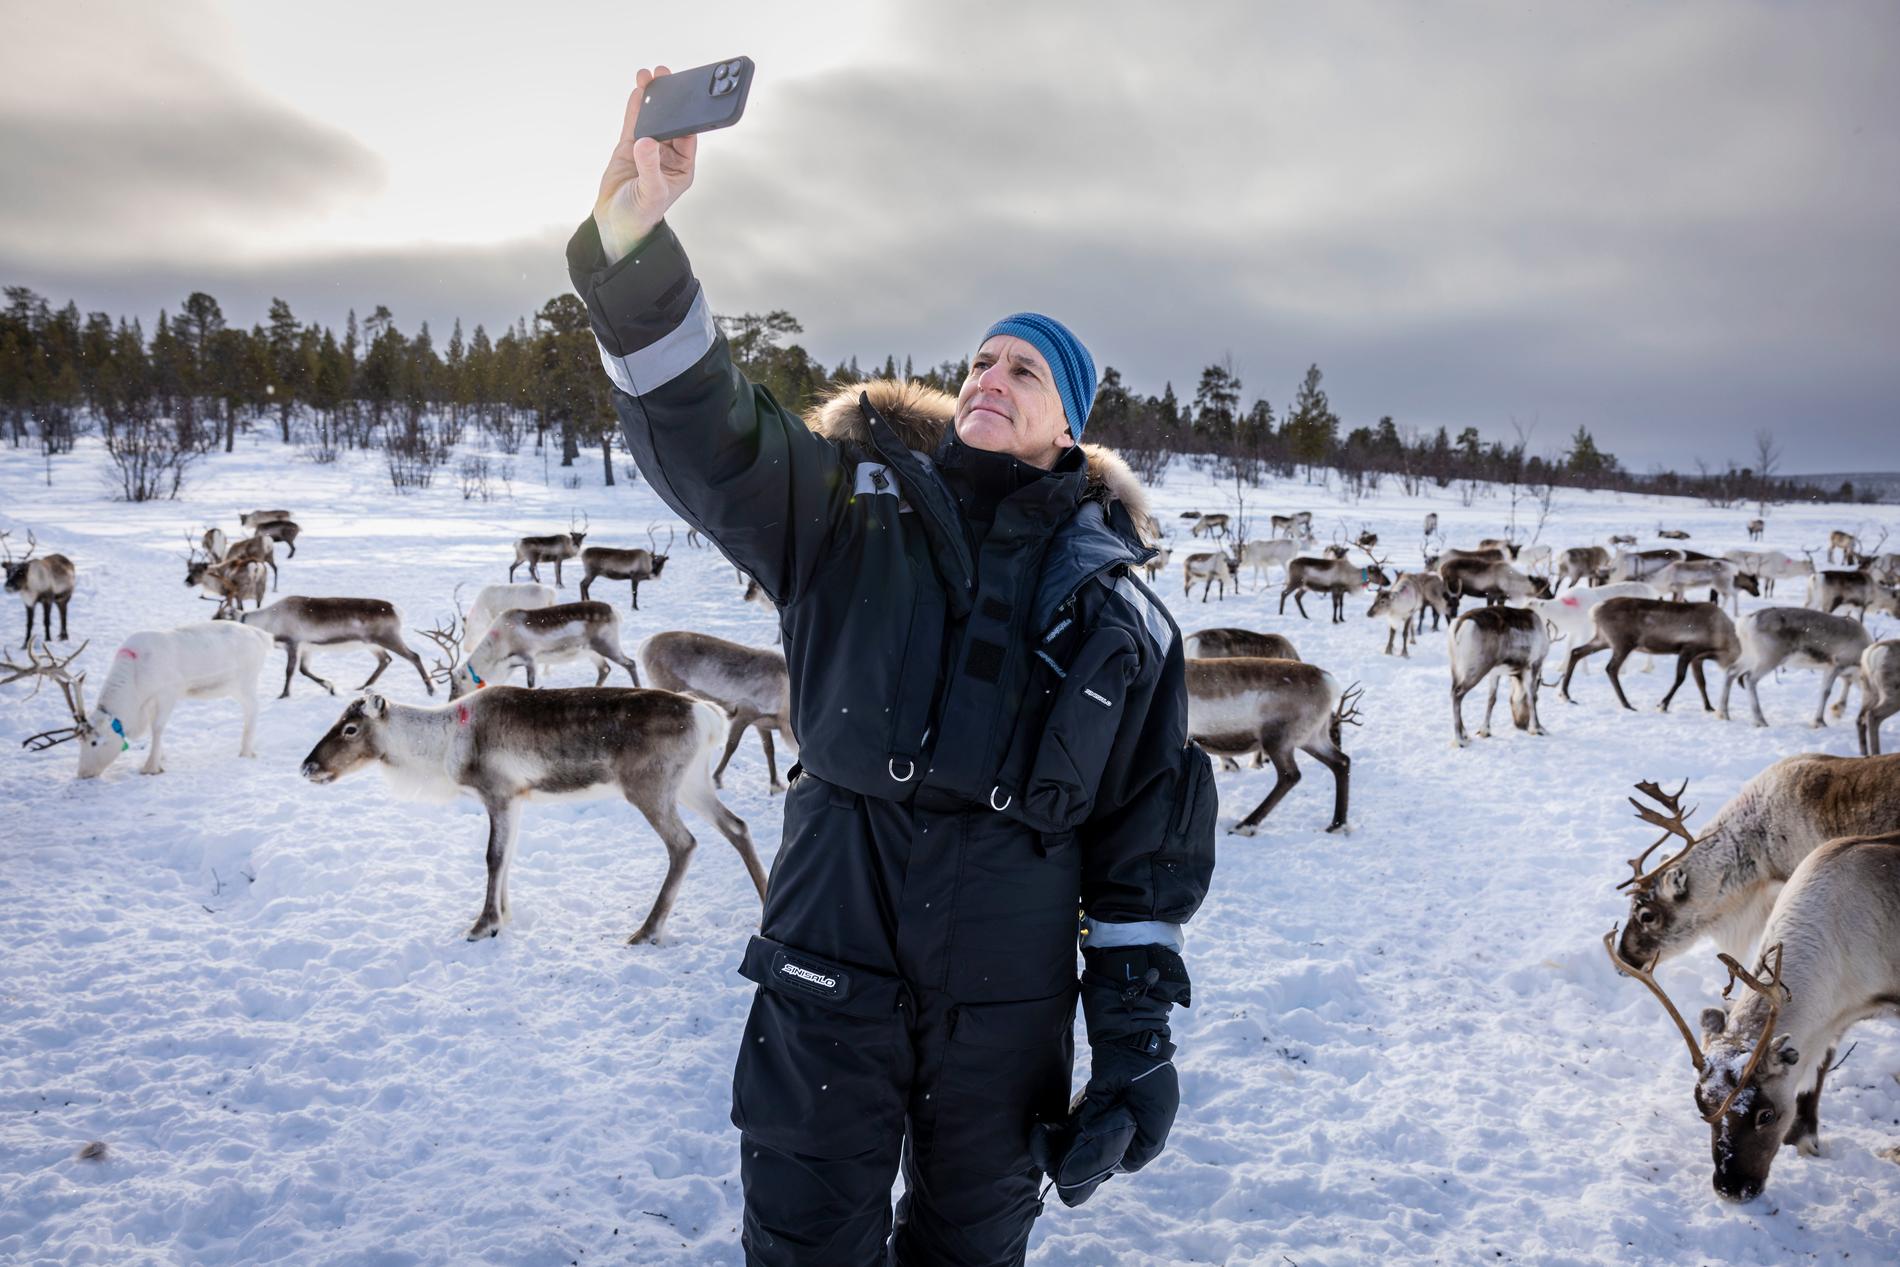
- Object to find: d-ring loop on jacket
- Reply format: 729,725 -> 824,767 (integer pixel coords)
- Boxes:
989,786 -> 1013,812
889,757 -> 916,783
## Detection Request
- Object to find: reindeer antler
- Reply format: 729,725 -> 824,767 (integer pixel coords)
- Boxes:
1701,942 -> 1791,1122
11,640 -> 92,750
1333,683 -> 1365,730
1603,928 -> 1706,1074
415,616 -> 464,684
1616,779 -> 1700,891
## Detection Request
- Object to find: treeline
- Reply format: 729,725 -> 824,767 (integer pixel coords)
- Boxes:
0,285 -> 1866,506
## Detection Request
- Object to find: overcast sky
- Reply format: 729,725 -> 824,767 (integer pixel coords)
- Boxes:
3,1 -> 1895,471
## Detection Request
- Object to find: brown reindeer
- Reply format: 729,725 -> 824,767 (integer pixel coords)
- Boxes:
1448,606 -> 1549,745
1557,597 -> 1740,711
2,530 -> 76,648
639,630 -> 795,792
301,686 -> 765,943
1280,556 -> 1391,623
510,512 -> 589,586
1186,658 -> 1359,833
578,524 -> 673,610
239,596 -> 436,699
1182,628 -> 1299,661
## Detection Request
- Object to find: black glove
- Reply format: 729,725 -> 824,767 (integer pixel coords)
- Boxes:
1030,945 -> 1190,1208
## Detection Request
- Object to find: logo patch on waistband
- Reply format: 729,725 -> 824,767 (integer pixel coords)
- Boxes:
773,950 -> 847,1001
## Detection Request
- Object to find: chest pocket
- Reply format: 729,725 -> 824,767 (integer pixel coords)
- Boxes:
994,623 -> 1139,832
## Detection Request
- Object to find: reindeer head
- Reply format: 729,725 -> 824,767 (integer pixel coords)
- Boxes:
1366,589 -> 1393,619
1602,927 -> 1796,1203
301,694 -> 390,784
1695,946 -> 1799,1203
1614,780 -> 1702,967
3,529 -> 38,591
568,510 -> 590,548
647,522 -> 675,577
6,642 -> 97,769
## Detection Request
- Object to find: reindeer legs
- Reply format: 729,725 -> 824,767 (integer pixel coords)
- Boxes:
1230,747 -> 1301,835
1301,735 -> 1351,832
469,798 -> 521,940
141,698 -> 173,775
359,650 -> 394,688
293,644 -> 339,696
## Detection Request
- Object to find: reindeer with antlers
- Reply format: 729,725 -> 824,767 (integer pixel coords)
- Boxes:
1607,829 -> 1900,1201
510,512 -> 589,587
1185,658 -> 1361,833
1607,761 -> 1900,974
8,623 -> 272,777
578,523 -> 673,610
420,602 -> 640,699
2,530 -> 76,649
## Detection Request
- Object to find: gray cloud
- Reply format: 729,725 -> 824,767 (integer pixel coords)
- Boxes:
0,1 -> 384,259
4,0 -> 1896,471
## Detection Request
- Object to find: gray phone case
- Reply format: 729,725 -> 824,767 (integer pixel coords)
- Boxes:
634,57 -> 755,142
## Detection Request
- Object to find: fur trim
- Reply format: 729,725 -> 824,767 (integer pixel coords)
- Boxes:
804,378 -> 953,454
802,378 -> 1153,538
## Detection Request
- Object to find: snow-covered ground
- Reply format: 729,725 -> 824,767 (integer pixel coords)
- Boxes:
3,434 -> 1897,1266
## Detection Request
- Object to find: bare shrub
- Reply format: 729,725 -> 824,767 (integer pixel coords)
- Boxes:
104,413 -> 198,501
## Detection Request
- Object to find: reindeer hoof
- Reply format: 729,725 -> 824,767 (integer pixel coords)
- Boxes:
466,921 -> 500,941
770,783 -> 786,795
1794,1134 -> 1823,1158
1229,822 -> 1260,838
1325,821 -> 1349,834
626,928 -> 662,946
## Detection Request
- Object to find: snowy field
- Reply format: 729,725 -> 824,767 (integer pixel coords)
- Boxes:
3,434 -> 1898,1267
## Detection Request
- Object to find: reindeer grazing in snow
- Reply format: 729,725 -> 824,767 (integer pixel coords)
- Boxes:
1858,640 -> 1900,754
579,524 -> 673,610
1658,527 -> 1693,541
429,601 -> 640,698
1608,828 -> 1900,1202
1719,607 -> 1870,728
1270,511 -> 1314,539
1280,556 -> 1391,623
1447,606 -> 1549,745
1422,511 -> 1438,538
1554,545 -> 1612,590
9,622 -> 273,778
1556,598 -> 1740,711
1608,533 -> 1639,547
2,530 -> 75,648
639,630 -> 795,792
1188,512 -> 1231,539
1735,548 -> 1813,598
1527,581 -> 1660,663
1185,657 -> 1359,833
1827,530 -> 1859,564
458,582 -> 558,651
249,518 -> 301,557
300,686 -> 765,943
510,512 -> 589,586
200,526 -> 228,562
239,596 -> 436,699
1181,550 -> 1239,602
239,509 -> 292,529
1182,628 -> 1299,661
1747,518 -> 1765,541
218,532 -> 280,591
1608,761 -> 1900,974
197,560 -> 269,617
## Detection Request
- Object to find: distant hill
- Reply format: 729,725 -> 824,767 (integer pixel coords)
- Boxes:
1777,471 -> 1900,504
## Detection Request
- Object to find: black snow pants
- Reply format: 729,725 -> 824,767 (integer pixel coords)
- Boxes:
732,774 -> 1082,1267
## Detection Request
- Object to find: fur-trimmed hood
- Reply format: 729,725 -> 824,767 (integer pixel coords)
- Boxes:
803,378 -> 1158,545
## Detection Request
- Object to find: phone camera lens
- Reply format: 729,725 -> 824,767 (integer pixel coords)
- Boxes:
725,60 -> 744,76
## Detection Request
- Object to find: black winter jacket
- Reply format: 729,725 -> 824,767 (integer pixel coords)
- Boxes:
566,216 -> 1216,930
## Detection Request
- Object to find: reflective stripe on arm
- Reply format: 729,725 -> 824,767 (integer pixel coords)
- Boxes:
596,288 -> 717,396
1082,917 -> 1185,954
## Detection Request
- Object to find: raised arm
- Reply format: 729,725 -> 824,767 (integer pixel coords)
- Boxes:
567,68 -> 849,605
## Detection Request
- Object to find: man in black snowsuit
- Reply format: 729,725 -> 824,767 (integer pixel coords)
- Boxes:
567,68 -> 1218,1266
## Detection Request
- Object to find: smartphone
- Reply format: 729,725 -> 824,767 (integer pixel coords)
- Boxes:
633,57 -> 755,142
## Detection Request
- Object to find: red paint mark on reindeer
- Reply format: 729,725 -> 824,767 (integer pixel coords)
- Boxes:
118,648 -> 139,659
1561,596 -> 1580,607
456,704 -> 470,725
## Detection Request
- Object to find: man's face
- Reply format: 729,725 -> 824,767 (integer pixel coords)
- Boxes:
954,335 -> 1075,470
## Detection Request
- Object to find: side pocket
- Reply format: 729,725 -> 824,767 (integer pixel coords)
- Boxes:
1150,746 -> 1218,922
1011,628 -> 1139,831
731,936 -> 910,1159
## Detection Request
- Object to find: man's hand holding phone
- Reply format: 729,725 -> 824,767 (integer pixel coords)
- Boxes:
595,67 -> 699,259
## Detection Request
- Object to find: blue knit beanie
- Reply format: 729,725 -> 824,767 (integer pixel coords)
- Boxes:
978,312 -> 1097,442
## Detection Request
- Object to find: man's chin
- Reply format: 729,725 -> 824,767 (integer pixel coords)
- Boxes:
955,415 -> 1014,452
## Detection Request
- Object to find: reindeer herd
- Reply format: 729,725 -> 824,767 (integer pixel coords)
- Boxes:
6,483 -> 1900,1206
